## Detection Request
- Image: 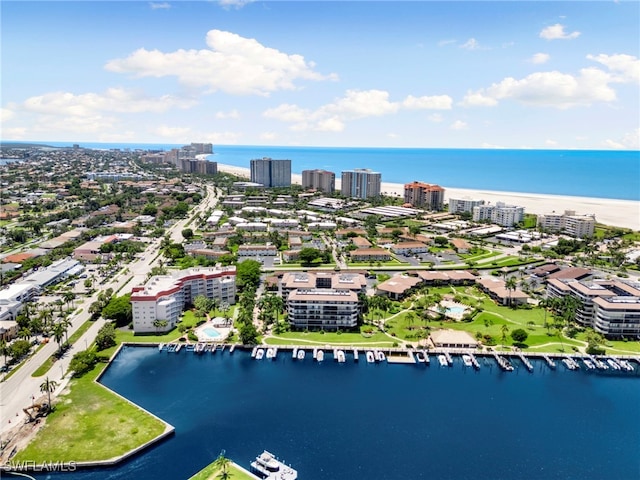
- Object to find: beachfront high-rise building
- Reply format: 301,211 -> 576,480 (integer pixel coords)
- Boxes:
448,197 -> 485,214
473,202 -> 524,227
341,169 -> 381,199
403,181 -> 445,210
250,158 -> 292,188
302,169 -> 335,193
537,210 -> 596,238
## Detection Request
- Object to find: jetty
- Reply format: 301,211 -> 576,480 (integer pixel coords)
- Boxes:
517,352 -> 534,372
251,450 -> 297,480
542,355 -> 556,369
492,352 -> 514,371
469,353 -> 480,369
353,348 -> 359,362
444,351 -> 453,366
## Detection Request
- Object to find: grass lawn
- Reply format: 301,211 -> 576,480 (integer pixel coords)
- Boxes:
14,363 -> 167,463
189,462 -> 256,480
266,328 -> 396,346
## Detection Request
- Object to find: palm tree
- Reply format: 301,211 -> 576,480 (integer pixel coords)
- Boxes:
51,322 -> 66,353
62,290 -> 75,310
0,338 -> 9,367
505,276 -> 518,307
18,327 -> 32,341
40,377 -> 58,408
215,453 -> 231,478
500,324 -> 510,347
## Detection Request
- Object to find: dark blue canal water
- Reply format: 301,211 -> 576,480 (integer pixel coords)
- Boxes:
34,346 -> 640,480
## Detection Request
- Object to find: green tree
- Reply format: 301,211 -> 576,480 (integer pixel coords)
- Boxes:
95,322 -> 117,350
102,294 -> 132,327
181,228 -> 194,240
239,322 -> 259,345
69,350 -> 99,377
511,328 -> 528,344
40,377 -> 58,407
505,276 -> 518,307
500,324 -> 510,346
10,340 -> 32,360
298,247 -> 324,265
236,259 -> 262,289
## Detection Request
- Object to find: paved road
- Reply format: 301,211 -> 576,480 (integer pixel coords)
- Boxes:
0,184 -> 218,439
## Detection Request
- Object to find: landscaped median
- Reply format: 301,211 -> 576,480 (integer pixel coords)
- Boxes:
13,346 -> 173,467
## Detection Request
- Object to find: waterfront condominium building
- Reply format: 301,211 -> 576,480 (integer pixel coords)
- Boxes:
403,181 -> 445,210
130,267 -> 236,334
472,202 -> 525,227
302,169 -> 335,193
287,289 -> 360,330
546,278 -> 640,338
537,210 -> 596,238
250,158 -> 292,188
340,169 -> 381,199
448,197 -> 485,214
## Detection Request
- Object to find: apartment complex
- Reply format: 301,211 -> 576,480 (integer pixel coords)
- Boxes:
546,278 -> 640,338
130,267 -> 236,333
302,169 -> 335,193
403,181 -> 445,210
178,159 -> 218,175
341,169 -> 381,199
472,202 -> 525,227
537,210 -> 596,238
448,197 -> 485,214
250,158 -> 292,187
287,289 -> 360,330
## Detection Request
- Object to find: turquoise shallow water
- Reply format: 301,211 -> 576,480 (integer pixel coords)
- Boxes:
32,346 -> 640,480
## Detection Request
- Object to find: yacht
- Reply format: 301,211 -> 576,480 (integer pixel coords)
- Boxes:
438,354 -> 448,367
376,350 -> 386,362
366,350 -> 375,363
316,350 -> 324,362
415,351 -> 425,363
297,349 -> 305,360
256,348 -> 265,360
158,343 -> 164,352
462,354 -> 473,367
337,350 -> 346,363
251,346 -> 258,358
174,344 -> 182,353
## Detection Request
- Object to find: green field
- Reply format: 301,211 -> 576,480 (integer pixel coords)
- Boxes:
14,363 -> 167,463
189,462 -> 256,480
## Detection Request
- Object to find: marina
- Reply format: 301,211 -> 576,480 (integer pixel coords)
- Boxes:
250,450 -> 297,480
153,343 -> 640,376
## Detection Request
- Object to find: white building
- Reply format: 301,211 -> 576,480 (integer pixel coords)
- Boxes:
237,245 -> 278,256
537,210 -> 596,238
130,267 -> 236,334
287,289 -> 360,330
448,197 -> 485,214
473,202 -> 524,227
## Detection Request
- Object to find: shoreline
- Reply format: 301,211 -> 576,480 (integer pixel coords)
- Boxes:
215,163 -> 640,230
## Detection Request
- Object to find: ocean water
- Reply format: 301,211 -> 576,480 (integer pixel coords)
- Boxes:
4,142 -> 639,200
33,346 -> 640,480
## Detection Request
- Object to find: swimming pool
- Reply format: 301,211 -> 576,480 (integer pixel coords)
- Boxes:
446,306 -> 467,315
201,327 -> 221,339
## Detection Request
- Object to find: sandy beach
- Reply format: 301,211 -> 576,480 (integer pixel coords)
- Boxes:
216,163 -> 640,230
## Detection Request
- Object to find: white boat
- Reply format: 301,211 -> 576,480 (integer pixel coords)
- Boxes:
376,350 -> 386,362
462,354 -> 473,367
353,349 -> 359,361
256,348 -> 265,360
337,350 -> 346,363
366,351 -> 375,363
316,350 -> 324,362
297,349 -> 305,360
266,347 -> 277,359
229,345 -> 236,354
562,358 -> 577,370
174,344 -> 182,353
415,351 -> 425,363
582,358 -> 595,370
438,354 -> 448,367
158,343 -> 164,352
607,358 -> 621,370
292,347 -> 298,359
313,348 -> 318,359
251,346 -> 258,358
167,344 -> 175,352
618,359 -> 633,371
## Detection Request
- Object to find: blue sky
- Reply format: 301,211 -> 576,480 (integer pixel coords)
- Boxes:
1,1 -> 639,149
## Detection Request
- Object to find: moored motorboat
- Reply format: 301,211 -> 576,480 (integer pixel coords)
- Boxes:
376,350 -> 386,362
415,351 -> 425,363
316,349 -> 324,362
462,354 -> 473,367
337,350 -> 346,363
256,348 -> 265,360
297,349 -> 305,360
438,354 -> 448,367
366,350 -> 375,363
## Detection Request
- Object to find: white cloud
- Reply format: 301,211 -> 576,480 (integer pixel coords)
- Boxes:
19,88 -> 195,116
545,139 -> 558,146
2,127 -> 27,139
460,38 -> 481,50
437,39 -> 456,47
105,29 -> 336,96
603,128 -> 640,149
428,113 -> 443,123
259,132 -> 277,141
402,95 -> 452,110
1,108 -> 14,122
152,125 -> 192,138
450,120 -> 467,130
462,68 -> 616,108
264,89 -> 452,132
149,2 -> 171,10
540,24 -> 580,40
151,125 -> 242,143
32,114 -> 118,134
481,142 -> 505,149
218,0 -> 255,9
215,109 -> 240,120
587,53 -> 640,83
529,53 -> 550,64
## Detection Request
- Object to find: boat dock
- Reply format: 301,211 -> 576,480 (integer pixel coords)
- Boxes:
153,343 -> 639,375
250,450 -> 297,480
